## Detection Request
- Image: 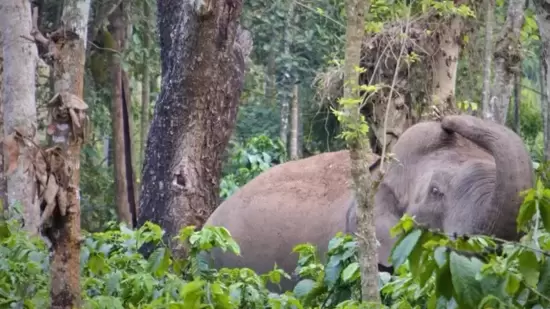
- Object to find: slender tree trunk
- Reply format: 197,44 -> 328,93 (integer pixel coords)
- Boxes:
266,46 -> 277,106
485,0 -> 526,124
109,3 -> 137,227
140,0 -> 152,179
290,84 -> 299,160
0,0 -> 40,233
137,0 -> 252,249
0,32 -> 6,216
513,72 -> 521,133
535,0 -> 550,160
430,15 -> 464,114
343,0 -> 380,302
279,0 -> 295,148
31,0 -> 91,306
481,0 -> 495,110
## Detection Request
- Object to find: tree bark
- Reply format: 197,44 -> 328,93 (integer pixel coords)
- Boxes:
0,32 -> 6,216
535,0 -> 550,160
279,0 -> 295,149
0,0 -> 40,233
513,71 -> 521,133
31,0 -> 91,306
137,0 -> 252,246
109,2 -> 138,227
485,0 -> 526,124
290,83 -> 299,160
139,0 -> 152,180
343,0 -> 380,302
430,15 -> 464,114
481,0 -> 495,110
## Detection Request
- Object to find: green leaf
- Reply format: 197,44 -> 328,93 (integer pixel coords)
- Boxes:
537,257 -> 550,298
341,262 -> 359,282
449,251 -> 484,308
505,273 -> 521,295
88,253 -> 106,275
390,229 -> 422,268
324,255 -> 342,288
293,279 -> 315,298
518,250 -> 540,288
517,191 -> 536,231
540,201 -> 550,233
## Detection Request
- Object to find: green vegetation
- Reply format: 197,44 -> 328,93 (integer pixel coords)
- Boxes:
3,166 -> 550,308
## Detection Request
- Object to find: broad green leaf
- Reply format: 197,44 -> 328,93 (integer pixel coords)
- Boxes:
537,257 -> 550,298
518,250 -> 540,288
540,201 -> 550,233
341,262 -> 359,282
505,273 -> 521,295
293,279 -> 315,298
449,251 -> 484,308
390,229 -> 422,268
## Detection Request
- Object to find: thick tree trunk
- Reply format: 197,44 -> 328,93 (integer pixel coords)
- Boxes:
30,0 -> 91,306
485,0 -> 526,124
0,0 -> 40,233
109,3 -> 138,227
430,16 -> 463,114
290,84 -> 299,160
137,0 -> 252,245
535,0 -> 550,160
343,0 -> 380,302
481,0 -> 495,110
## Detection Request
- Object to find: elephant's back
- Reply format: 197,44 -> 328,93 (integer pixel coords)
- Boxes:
204,150 -> 378,291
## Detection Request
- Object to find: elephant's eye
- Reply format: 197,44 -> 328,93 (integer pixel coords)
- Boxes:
430,186 -> 443,197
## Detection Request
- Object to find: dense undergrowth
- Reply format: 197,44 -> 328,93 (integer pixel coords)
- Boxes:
3,166 -> 550,308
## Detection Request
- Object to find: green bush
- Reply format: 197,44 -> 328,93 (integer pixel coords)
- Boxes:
3,173 -> 550,308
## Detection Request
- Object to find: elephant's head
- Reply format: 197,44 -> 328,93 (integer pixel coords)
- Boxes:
348,115 -> 534,269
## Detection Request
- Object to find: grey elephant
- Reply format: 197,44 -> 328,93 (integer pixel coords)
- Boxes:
203,115 -> 534,293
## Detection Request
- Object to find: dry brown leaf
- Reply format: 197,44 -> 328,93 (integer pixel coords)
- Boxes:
39,176 -> 59,227
4,133 -> 20,175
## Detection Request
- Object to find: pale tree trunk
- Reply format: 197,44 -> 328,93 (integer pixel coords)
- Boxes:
513,72 -> 521,133
109,2 -> 138,227
430,15 -> 464,114
0,32 -> 6,215
137,0 -> 252,250
140,0 -> 152,178
279,0 -> 295,148
0,0 -> 40,233
290,84 -> 299,160
485,0 -> 526,124
343,0 -> 380,302
481,0 -> 495,110
32,0 -> 91,306
534,0 -> 550,160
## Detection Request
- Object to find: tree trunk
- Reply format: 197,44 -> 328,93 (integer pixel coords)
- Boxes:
535,0 -> 550,160
0,31 -> 6,216
0,0 -> 40,233
140,0 -> 152,180
279,0 -> 295,149
481,0 -> 495,110
290,83 -> 299,160
513,71 -> 521,133
109,3 -> 138,227
430,15 -> 464,114
343,0 -> 380,302
485,0 -> 526,124
31,0 -> 91,306
137,0 -> 252,246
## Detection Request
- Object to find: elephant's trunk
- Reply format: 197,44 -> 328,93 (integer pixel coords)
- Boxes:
441,115 -> 534,240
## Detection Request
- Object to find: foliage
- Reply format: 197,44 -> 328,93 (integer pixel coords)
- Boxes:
4,170 -> 550,308
220,135 -> 287,199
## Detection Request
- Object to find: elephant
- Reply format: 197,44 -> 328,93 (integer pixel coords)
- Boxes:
203,115 -> 534,293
